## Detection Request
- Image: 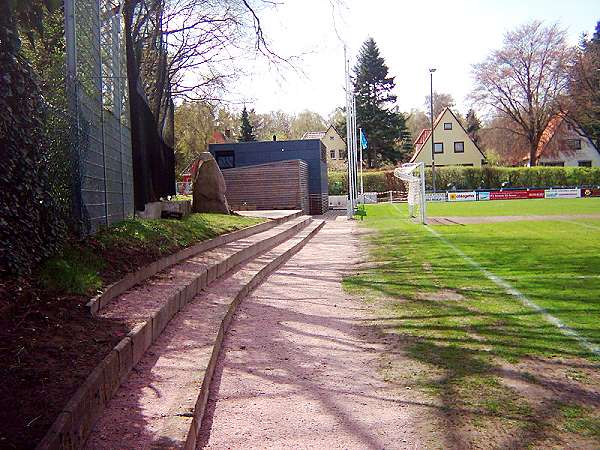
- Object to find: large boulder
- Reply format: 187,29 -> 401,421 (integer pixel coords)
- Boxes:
191,152 -> 230,214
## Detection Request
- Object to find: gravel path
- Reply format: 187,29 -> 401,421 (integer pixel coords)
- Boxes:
199,218 -> 437,449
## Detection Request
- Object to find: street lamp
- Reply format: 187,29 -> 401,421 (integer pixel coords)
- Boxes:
429,68 -> 437,193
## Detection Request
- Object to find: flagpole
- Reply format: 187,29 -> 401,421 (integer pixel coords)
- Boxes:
359,128 -> 364,202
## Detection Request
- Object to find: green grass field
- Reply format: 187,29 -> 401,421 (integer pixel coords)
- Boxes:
420,197 -> 600,217
345,199 -> 600,447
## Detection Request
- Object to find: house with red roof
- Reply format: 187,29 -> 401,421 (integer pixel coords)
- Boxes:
410,107 -> 486,167
523,115 -> 600,167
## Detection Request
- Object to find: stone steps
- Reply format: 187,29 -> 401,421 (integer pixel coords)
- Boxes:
84,219 -> 324,449
37,213 -> 323,450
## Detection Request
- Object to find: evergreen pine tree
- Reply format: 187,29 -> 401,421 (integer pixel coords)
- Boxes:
465,109 -> 482,147
238,106 -> 256,142
353,38 -> 410,167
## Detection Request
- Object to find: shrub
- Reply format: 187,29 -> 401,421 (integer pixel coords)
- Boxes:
328,166 -> 600,194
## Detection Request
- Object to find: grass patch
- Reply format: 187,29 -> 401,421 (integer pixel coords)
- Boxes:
345,202 -> 600,446
39,213 -> 264,295
559,403 -> 600,439
394,197 -> 600,217
39,247 -> 104,295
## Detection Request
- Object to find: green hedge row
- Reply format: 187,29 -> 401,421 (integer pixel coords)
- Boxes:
328,166 -> 600,195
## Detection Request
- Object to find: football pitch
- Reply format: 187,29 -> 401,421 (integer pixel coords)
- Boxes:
346,198 -> 600,447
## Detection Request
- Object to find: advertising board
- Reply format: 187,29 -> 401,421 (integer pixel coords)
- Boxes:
448,191 -> 477,202
581,188 -> 600,198
489,190 -> 545,200
544,189 -> 581,199
425,192 -> 448,202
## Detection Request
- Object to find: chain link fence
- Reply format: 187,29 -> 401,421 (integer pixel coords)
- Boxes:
65,0 -> 133,234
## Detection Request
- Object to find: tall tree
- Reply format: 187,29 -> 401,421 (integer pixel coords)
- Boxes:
239,106 -> 257,142
424,92 -> 455,120
353,38 -> 410,167
465,109 -> 482,147
471,21 -> 572,166
290,110 -> 326,138
174,101 -> 216,174
406,109 -> 430,142
567,20 -> 600,146
252,110 -> 292,140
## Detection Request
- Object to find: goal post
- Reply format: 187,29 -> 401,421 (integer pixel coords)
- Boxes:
393,162 -> 427,224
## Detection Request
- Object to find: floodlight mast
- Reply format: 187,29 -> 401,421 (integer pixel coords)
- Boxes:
344,46 -> 357,218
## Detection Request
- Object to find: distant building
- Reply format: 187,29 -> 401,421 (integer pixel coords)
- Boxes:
524,115 -> 600,167
209,139 -> 329,214
302,125 -> 347,171
410,107 -> 486,167
180,130 -> 235,183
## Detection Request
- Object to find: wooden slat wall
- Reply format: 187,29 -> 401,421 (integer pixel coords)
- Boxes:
222,160 -> 310,213
309,193 -> 329,215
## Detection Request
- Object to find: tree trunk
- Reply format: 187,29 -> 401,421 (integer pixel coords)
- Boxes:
528,141 -> 538,166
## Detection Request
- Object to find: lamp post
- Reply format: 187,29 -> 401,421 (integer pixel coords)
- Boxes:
429,68 -> 437,193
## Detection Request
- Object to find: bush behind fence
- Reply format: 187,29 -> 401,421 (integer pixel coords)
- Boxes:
328,166 -> 600,195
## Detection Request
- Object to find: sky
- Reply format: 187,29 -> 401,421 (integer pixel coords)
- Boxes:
228,0 -> 598,119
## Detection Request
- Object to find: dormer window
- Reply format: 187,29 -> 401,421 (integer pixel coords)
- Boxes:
443,123 -> 452,130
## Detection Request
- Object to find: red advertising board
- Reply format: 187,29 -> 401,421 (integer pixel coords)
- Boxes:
581,188 -> 600,198
489,190 -> 545,200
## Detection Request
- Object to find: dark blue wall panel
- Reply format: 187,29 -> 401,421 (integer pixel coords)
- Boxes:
209,139 -> 328,195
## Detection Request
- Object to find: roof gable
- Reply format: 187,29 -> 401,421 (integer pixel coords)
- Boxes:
533,115 -> 600,161
410,107 -> 486,162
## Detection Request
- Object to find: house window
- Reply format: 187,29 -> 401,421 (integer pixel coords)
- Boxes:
330,136 -> 335,140
454,141 -> 465,153
578,160 -> 592,167
434,142 -> 444,153
567,139 -> 582,150
330,150 -> 336,159
215,150 -> 235,169
340,150 -> 347,159
443,123 -> 452,130
541,161 -> 565,167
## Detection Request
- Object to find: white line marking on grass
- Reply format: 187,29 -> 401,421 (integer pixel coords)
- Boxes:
423,225 -> 600,357
391,203 -> 599,356
562,220 -> 600,231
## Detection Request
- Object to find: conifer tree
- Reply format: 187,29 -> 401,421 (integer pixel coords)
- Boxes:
238,106 -> 256,142
353,38 -> 410,167
465,109 -> 482,147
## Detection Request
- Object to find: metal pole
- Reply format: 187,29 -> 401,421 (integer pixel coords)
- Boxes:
429,69 -> 436,193
420,162 -> 427,224
352,96 -> 358,206
344,46 -> 354,218
359,127 -> 364,202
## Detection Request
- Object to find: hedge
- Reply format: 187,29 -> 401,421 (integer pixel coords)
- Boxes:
328,166 -> 600,195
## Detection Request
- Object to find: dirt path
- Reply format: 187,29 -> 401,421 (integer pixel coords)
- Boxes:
198,218 -> 440,449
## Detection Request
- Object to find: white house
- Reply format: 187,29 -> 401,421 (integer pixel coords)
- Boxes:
302,125 -> 347,170
532,115 -> 600,167
410,107 -> 486,167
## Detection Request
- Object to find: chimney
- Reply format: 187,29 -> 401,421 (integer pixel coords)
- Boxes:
224,129 -> 231,138
272,135 -> 277,141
